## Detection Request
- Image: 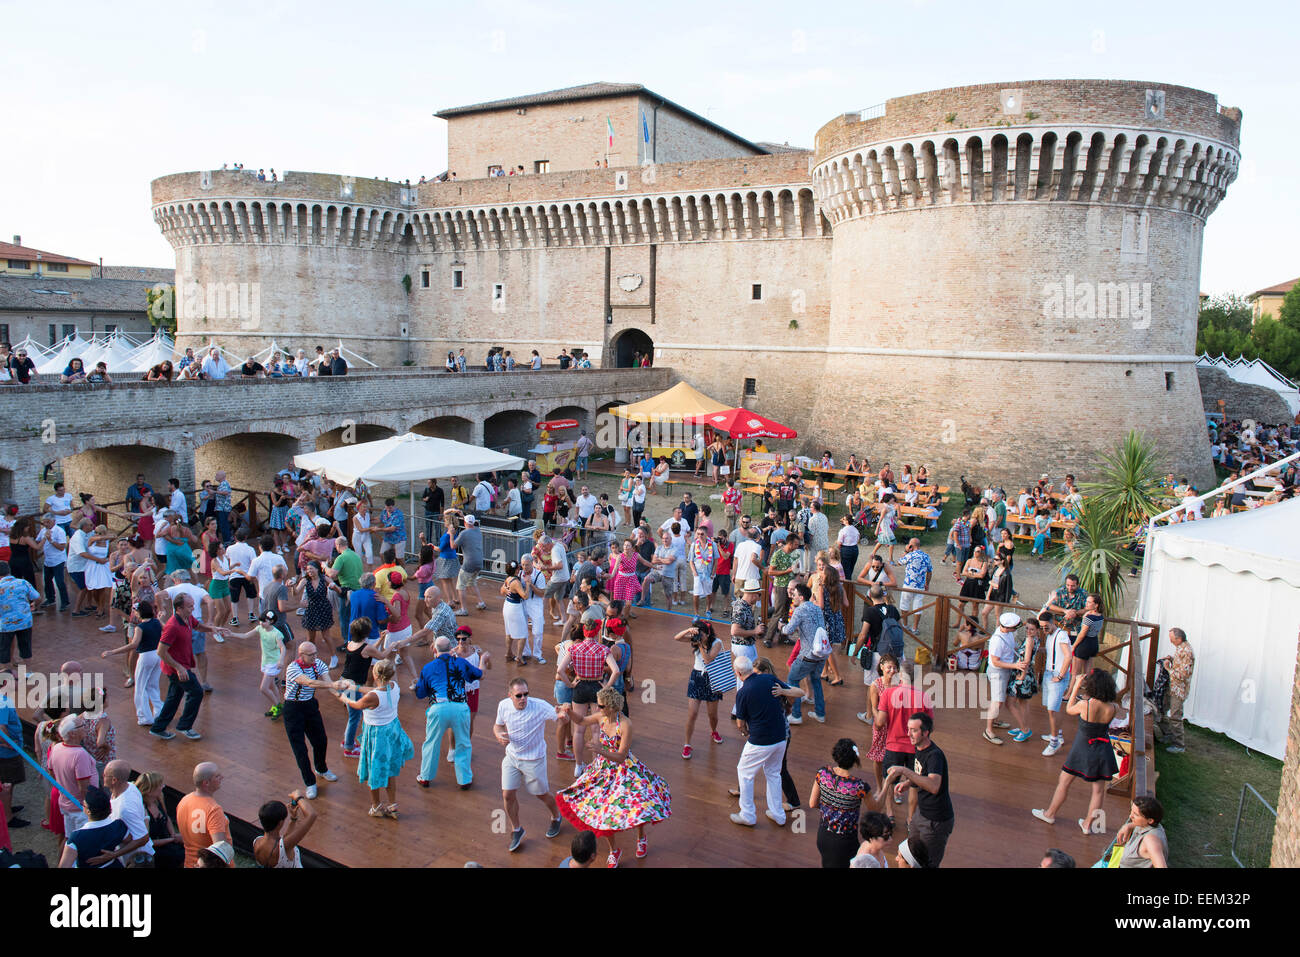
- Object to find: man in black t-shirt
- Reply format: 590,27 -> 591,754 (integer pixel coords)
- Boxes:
857,583 -> 900,662
421,479 -> 444,538
239,359 -> 265,377
883,712 -> 955,866
7,348 -> 36,384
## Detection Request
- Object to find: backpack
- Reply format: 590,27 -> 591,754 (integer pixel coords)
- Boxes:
879,611 -> 906,658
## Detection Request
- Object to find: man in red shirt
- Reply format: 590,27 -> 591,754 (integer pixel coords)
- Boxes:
151,593 -> 223,740
874,662 -> 933,812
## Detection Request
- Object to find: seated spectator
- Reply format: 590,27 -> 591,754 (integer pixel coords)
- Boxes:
61,358 -> 87,383
86,362 -> 112,384
146,361 -> 175,381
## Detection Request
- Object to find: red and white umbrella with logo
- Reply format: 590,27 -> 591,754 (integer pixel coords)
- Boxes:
683,408 -> 797,439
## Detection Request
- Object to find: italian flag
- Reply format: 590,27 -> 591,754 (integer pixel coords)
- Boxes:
607,116 -> 615,148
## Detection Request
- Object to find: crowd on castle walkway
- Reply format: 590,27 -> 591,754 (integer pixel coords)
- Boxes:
7,426 -> 1268,870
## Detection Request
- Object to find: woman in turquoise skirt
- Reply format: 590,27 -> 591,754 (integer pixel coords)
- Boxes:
335,658 -> 415,820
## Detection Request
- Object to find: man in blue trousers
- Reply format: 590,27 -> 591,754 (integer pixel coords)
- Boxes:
414,635 -> 482,789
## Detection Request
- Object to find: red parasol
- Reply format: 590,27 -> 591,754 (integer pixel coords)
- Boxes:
682,408 -> 797,439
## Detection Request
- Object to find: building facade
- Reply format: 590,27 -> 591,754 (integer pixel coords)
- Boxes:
150,79 -> 1242,485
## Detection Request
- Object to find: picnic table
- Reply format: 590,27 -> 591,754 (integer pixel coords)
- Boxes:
1004,513 -> 1077,544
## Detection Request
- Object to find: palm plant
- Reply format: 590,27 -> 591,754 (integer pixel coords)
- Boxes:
1057,499 -> 1130,615
1080,430 -> 1166,532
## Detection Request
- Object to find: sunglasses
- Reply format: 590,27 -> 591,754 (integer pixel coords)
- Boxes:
512,692 -> 529,699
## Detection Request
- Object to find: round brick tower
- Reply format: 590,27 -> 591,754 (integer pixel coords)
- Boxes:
809,80 -> 1240,487
150,171 -> 416,364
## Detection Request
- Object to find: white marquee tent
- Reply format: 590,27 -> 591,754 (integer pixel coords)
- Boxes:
1136,498 -> 1300,759
35,334 -> 91,373
1197,353 -> 1300,418
293,432 -> 524,545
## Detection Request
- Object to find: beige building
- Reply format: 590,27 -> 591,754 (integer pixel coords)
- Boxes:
1251,276 -> 1297,322
0,236 -> 96,279
436,82 -> 768,178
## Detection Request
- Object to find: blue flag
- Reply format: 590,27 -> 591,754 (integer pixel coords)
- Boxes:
641,109 -> 650,144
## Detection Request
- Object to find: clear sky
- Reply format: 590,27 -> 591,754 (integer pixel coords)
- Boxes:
2,0 -> 1294,294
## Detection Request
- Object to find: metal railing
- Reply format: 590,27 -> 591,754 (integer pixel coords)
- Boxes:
1231,782 -> 1278,868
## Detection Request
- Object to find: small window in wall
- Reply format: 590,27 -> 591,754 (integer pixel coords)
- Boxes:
534,160 -> 550,174
49,324 -> 57,346
744,377 -> 757,396
7,260 -> 30,269
751,283 -> 763,301
104,324 -> 117,334
487,165 -> 502,177
1165,371 -> 1174,392
421,270 -> 430,289
452,268 -> 464,289
0,324 -> 8,343
492,283 -> 505,308
62,324 -> 77,339
47,262 -> 68,272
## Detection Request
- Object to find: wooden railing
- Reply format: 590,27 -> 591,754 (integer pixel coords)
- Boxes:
760,570 -> 1159,800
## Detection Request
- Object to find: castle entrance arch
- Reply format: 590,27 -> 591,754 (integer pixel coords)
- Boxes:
610,328 -> 654,368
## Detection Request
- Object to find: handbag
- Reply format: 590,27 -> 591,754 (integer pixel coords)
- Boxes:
704,643 -> 737,694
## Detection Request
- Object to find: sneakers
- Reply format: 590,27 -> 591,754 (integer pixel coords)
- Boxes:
682,745 -> 693,759
1040,733 -> 1057,742
509,827 -> 525,852
788,715 -> 803,725
328,656 -> 338,669
306,785 -> 319,799
476,602 -> 487,610
993,720 -> 1012,729
320,770 -> 338,782
552,618 -> 564,626
1031,808 -> 1055,824
607,849 -> 622,868
455,608 -> 469,617
1011,729 -> 1033,743
636,837 -> 648,858
98,624 -> 116,633
729,813 -> 756,827
857,711 -> 873,724
710,731 -> 724,744
180,729 -> 202,740
1042,739 -> 1062,756
71,610 -> 93,618
202,684 -> 214,693
765,810 -> 786,826
342,747 -> 361,759
269,704 -> 283,719
535,656 -> 547,666
249,612 -> 257,622
149,729 -> 175,740
573,763 -> 586,778
556,750 -> 576,761
229,617 -> 239,626
809,713 -> 826,724
982,730 -> 1004,745
546,817 -> 563,839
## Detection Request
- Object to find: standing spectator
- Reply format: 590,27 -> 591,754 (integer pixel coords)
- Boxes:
1039,611 -> 1074,756
0,683 -> 27,829
763,537 -> 800,647
1031,669 -> 1120,833
454,515 -> 487,611
282,642 -> 343,798
0,559 -> 40,675
722,480 -> 742,531
729,578 -> 764,676
983,613 -> 1030,745
49,716 -> 97,837
494,677 -> 564,852
897,538 -> 932,632
574,431 -> 594,478
125,474 -> 154,514
1156,628 -> 1194,754
730,656 -> 802,827
378,498 -> 406,555
881,712 -> 955,867
874,663 -> 931,808
783,584 -> 829,724
808,738 -> 870,867
675,620 -> 725,759
176,762 -> 231,868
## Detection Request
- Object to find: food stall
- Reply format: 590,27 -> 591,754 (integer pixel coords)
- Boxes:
529,418 -> 580,473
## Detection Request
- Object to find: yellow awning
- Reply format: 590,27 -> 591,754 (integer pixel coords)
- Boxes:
612,381 -> 732,423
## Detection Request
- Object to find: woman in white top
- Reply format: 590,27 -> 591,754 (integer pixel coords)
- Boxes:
850,811 -> 895,868
335,658 -> 415,819
836,514 -> 861,582
253,791 -> 315,868
351,499 -> 374,566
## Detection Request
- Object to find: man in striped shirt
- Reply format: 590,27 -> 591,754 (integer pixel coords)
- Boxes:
494,677 -> 563,852
283,642 -> 344,799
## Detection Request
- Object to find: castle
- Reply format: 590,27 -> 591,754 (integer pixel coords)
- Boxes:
150,79 -> 1242,486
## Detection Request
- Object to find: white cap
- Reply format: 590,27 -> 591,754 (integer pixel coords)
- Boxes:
999,612 -> 1022,629
464,514 -> 477,525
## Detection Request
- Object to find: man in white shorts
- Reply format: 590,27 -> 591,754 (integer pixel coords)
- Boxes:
494,677 -> 563,852
1039,611 -> 1074,756
982,612 -> 1024,746
542,535 -> 569,624
519,554 -> 548,665
896,538 -> 932,631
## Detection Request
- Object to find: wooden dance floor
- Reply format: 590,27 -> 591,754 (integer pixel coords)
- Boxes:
22,599 -> 1134,868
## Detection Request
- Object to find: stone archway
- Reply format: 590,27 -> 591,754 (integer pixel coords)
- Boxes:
610,328 -> 653,368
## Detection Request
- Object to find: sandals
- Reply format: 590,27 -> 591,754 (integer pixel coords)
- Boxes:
828,679 -> 844,687
123,677 -> 134,688
383,804 -> 399,820
368,805 -> 386,818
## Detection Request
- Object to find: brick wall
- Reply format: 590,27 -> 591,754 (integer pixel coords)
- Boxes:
1271,632 -> 1300,867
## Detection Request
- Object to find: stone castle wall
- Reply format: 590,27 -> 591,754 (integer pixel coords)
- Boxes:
1196,366 -> 1296,425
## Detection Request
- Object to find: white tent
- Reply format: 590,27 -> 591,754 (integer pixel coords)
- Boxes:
11,336 -> 49,363
1135,498 -> 1300,758
124,333 -> 178,372
294,432 -> 524,546
85,334 -> 142,373
1197,353 -> 1300,418
36,334 -> 90,373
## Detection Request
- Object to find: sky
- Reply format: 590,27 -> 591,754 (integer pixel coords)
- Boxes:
1,0 -> 1295,294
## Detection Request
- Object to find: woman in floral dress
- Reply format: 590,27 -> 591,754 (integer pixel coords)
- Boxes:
556,687 -> 671,868
862,653 -> 898,791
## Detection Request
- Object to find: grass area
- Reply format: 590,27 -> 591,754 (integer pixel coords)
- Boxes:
1154,723 -> 1282,868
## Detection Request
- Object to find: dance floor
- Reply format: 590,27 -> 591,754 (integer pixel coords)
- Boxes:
20,598 -> 1137,868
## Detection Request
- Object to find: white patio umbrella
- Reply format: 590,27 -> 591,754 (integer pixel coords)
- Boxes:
124,333 -> 178,372
293,432 -> 524,547
36,334 -> 90,374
